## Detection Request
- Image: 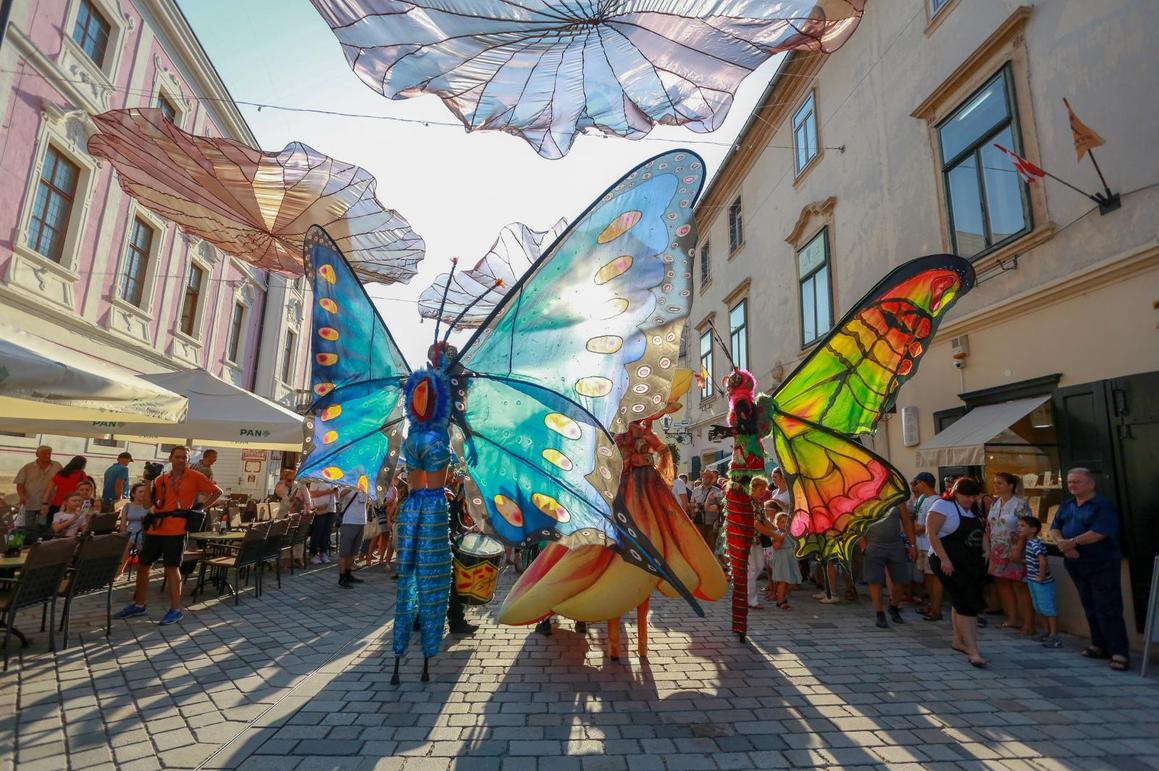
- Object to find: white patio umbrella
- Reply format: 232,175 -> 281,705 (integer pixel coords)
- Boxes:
0,325 -> 187,423
0,368 -> 303,451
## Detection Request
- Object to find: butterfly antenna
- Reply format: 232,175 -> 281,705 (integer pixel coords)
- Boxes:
443,279 -> 505,343
708,323 -> 737,370
432,258 -> 458,345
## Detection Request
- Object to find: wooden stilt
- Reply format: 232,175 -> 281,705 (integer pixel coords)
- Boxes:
637,599 -> 649,658
608,616 -> 621,660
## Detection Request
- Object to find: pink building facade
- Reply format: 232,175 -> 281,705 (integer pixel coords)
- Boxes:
0,0 -> 311,494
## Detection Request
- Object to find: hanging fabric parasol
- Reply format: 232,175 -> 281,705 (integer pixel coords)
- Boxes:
417,218 -> 567,328
88,108 -> 424,283
311,0 -> 865,158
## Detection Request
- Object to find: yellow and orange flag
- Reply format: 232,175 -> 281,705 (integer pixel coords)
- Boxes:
1063,98 -> 1105,162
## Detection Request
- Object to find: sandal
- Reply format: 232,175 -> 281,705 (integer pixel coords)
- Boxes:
1110,656 -> 1130,672
1080,646 -> 1109,659
777,601 -> 791,610
951,645 -> 968,655
969,656 -> 988,669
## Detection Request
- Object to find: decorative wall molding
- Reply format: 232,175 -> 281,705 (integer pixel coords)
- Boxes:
785,196 -> 837,246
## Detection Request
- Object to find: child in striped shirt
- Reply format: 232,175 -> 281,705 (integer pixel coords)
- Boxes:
1017,515 -> 1060,648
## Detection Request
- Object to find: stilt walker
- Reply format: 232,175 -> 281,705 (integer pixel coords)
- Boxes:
710,368 -> 766,641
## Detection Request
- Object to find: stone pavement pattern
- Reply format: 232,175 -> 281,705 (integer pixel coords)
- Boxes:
1,561 -> 1157,771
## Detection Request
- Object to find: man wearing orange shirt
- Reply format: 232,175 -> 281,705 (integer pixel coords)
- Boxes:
115,446 -> 221,625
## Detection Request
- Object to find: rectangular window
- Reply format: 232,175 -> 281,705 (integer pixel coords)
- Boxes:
179,263 -> 204,336
729,299 -> 748,374
727,198 -> 743,253
792,92 -> 819,174
937,66 -> 1031,258
798,228 -> 832,347
27,146 -> 80,262
157,93 -> 177,122
281,329 -> 297,384
118,217 -> 154,307
227,301 -> 245,363
699,241 -> 710,285
72,0 -> 111,67
699,330 -> 714,400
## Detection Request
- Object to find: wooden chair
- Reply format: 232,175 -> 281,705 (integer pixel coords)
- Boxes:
57,534 -> 129,649
195,524 -> 268,605
0,538 -> 77,670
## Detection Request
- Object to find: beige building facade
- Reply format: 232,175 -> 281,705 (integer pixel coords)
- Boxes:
680,0 -> 1158,648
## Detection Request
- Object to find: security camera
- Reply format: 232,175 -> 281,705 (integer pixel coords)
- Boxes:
953,359 -> 966,369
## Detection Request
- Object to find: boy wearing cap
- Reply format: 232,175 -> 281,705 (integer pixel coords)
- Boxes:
101,452 -> 134,512
910,472 -> 944,621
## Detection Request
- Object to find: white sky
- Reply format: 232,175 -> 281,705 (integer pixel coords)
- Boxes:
179,0 -> 780,366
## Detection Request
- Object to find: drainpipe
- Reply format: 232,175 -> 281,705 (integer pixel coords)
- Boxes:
0,0 -> 14,57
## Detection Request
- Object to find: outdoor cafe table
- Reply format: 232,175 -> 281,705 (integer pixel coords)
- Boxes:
0,550 -> 29,647
187,532 -> 246,597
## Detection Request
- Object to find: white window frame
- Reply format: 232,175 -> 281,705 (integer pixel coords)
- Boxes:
10,113 -> 100,308
175,257 -> 210,343
792,90 -> 820,177
60,0 -> 131,107
152,55 -> 191,130
698,330 -> 714,401
797,227 -> 833,348
728,298 -> 748,374
727,198 -> 743,254
111,203 -> 166,319
279,328 -> 298,386
225,298 -> 248,366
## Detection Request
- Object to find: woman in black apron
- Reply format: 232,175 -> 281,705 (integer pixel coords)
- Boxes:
926,477 -> 989,667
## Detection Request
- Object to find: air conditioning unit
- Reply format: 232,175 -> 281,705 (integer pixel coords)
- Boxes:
901,406 -> 920,447
950,335 -> 970,359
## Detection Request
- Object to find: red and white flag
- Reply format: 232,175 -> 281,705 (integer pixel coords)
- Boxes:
994,144 -> 1046,183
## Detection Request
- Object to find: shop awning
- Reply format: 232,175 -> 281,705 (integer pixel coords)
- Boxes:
0,368 -> 303,451
0,325 -> 188,423
915,395 -> 1051,467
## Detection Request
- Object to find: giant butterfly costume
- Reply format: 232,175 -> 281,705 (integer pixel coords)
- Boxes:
710,256 -> 976,640
298,151 -> 710,682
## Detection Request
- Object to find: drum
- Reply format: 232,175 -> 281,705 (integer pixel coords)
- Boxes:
452,533 -> 505,605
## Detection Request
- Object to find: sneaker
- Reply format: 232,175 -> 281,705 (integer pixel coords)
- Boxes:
347,573 -> 365,584
977,616 -> 989,628
819,596 -> 841,604
535,619 -> 552,637
875,616 -> 888,629
159,609 -> 184,626
114,603 -> 147,620
1035,632 -> 1050,643
321,554 -> 332,563
1043,636 -> 1063,649
889,607 -> 905,624
574,622 -> 588,634
812,592 -> 828,600
338,576 -> 351,589
310,554 -> 324,565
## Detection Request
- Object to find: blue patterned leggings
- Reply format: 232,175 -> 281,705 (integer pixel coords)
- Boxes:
392,488 -> 452,657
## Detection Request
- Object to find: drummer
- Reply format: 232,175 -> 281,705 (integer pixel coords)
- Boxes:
446,468 -> 478,635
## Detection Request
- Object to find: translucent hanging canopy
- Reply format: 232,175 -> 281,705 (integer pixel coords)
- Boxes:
88,109 -> 425,283
312,0 -> 865,158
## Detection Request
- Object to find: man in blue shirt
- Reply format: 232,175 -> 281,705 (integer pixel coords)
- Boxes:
1050,467 -> 1129,670
101,452 -> 133,512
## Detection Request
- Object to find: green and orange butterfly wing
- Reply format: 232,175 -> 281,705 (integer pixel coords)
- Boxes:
765,255 -> 975,564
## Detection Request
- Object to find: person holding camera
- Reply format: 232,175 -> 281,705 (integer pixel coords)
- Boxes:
115,447 -> 221,626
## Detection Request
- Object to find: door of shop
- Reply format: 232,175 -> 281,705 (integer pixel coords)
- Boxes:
1054,371 -> 1159,631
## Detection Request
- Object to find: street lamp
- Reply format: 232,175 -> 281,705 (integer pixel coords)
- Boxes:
660,416 -> 692,444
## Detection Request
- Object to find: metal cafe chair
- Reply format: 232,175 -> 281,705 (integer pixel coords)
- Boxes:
257,518 -> 290,595
57,533 -> 129,649
0,538 -> 77,670
194,524 -> 268,606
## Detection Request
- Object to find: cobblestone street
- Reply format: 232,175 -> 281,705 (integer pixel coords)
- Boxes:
2,563 -> 1157,771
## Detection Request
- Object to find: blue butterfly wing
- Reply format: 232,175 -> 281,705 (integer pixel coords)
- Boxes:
456,150 -> 705,609
297,226 -> 409,502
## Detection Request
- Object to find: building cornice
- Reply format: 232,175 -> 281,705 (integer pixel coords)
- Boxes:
938,241 -> 1159,340
138,0 -> 256,144
694,51 -> 827,228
